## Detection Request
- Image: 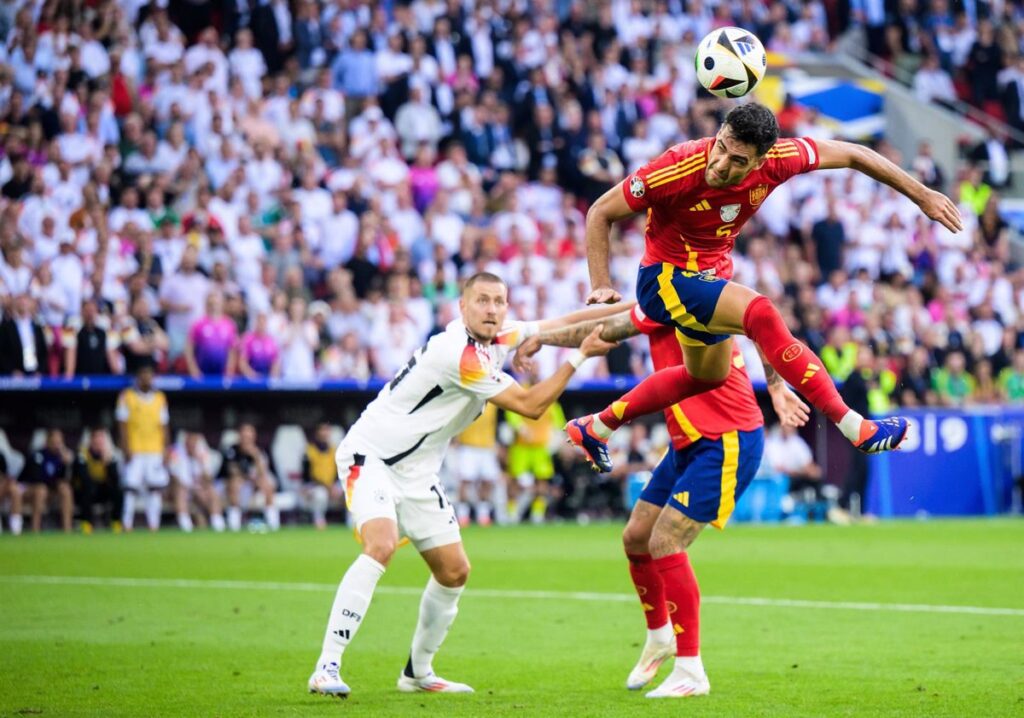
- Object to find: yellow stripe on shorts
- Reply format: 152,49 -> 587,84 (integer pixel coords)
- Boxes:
710,431 -> 740,529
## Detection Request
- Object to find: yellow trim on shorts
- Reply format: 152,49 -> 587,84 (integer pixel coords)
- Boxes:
710,431 -> 740,530
656,264 -> 713,334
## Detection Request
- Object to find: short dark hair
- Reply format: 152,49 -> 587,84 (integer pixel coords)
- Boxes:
462,272 -> 507,294
723,103 -> 779,156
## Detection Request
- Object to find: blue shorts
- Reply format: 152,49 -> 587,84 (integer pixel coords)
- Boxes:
636,262 -> 730,346
639,428 -> 764,529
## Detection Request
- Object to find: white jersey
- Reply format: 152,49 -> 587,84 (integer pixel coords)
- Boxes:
341,319 -> 536,481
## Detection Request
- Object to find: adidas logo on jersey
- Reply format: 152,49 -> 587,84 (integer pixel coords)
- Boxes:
688,200 -> 711,212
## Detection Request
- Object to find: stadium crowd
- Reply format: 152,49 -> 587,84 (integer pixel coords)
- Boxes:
1,0 -> 1024,531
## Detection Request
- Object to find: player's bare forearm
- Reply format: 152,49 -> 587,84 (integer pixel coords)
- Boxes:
536,311 -> 639,348
493,363 -> 577,420
536,300 -> 636,334
585,184 -> 636,297
816,139 -> 963,232
757,345 -> 783,388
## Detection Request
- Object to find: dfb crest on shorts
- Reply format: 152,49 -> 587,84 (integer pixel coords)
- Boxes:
719,203 -> 741,222
629,175 -> 645,198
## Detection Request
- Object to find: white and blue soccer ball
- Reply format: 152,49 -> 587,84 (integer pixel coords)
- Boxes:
695,27 -> 768,99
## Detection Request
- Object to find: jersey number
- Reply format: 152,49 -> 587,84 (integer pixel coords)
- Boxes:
389,343 -> 429,390
716,223 -> 735,238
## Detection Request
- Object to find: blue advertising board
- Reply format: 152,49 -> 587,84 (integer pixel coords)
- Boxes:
868,408 -> 1023,517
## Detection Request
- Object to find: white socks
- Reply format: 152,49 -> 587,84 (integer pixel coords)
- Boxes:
317,554 -> 387,667
177,512 -> 193,533
409,576 -> 464,678
591,415 -> 614,439
227,507 -> 242,531
475,501 -> 491,524
210,513 -> 226,532
265,505 -> 280,531
145,492 -> 162,530
122,491 -> 137,530
649,622 -> 674,645
837,410 -> 866,443
673,655 -> 706,678
9,513 -> 22,535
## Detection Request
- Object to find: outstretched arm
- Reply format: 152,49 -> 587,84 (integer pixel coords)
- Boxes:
537,310 -> 641,347
585,183 -> 639,304
815,139 -> 963,233
535,300 -> 636,335
492,326 -> 617,419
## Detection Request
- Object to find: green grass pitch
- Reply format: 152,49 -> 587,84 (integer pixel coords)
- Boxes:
1,520 -> 1023,717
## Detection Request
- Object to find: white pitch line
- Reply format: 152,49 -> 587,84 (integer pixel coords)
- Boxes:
2,575 -> 1023,618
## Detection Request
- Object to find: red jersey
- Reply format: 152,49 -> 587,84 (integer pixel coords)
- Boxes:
631,305 -> 764,450
622,136 -> 820,279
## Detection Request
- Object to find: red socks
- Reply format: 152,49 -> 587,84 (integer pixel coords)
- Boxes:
742,296 -> 849,425
626,553 -> 668,630
598,366 -> 726,431
653,553 -> 700,657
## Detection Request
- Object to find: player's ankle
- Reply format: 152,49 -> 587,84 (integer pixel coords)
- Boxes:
590,415 -> 613,439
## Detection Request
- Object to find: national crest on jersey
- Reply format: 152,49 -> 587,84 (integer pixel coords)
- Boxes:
622,136 -> 820,278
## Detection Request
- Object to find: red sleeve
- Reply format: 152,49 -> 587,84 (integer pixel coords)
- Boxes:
621,140 -> 709,212
763,137 -> 820,184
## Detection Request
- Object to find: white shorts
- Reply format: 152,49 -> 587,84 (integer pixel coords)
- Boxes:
123,453 -> 169,490
455,446 -> 501,483
336,445 -> 461,552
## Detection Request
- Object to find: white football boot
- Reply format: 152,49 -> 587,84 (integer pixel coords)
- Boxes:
307,662 -> 350,698
645,664 -> 711,699
626,638 -> 675,690
397,664 -> 474,694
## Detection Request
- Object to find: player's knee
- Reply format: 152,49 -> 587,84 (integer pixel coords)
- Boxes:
622,521 -> 651,555
363,539 -> 397,566
435,559 -> 471,588
742,294 -> 780,334
648,525 -> 689,558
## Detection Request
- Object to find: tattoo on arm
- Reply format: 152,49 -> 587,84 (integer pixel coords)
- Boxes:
536,311 -> 639,348
758,346 -> 782,387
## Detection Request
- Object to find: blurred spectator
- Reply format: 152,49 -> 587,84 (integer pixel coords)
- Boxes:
185,291 -> 238,379
120,296 -> 170,375
72,427 -> 121,533
0,294 -> 48,376
0,449 -> 23,536
116,365 -> 171,532
835,344 -> 871,517
998,349 -> 1024,403
911,141 -> 946,191
167,431 -> 225,533
763,423 -> 830,519
238,310 -> 281,379
912,54 -> 957,106
932,350 -> 976,406
279,297 -> 318,381
63,299 -> 121,378
810,200 -> 846,279
159,246 -> 209,363
896,345 -> 937,406
301,422 -> 345,530
23,428 -> 73,533
218,422 -> 279,532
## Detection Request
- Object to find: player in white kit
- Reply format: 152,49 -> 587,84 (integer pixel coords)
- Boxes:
308,273 -> 623,697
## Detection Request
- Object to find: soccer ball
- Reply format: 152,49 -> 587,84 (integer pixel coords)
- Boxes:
695,27 -> 767,99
